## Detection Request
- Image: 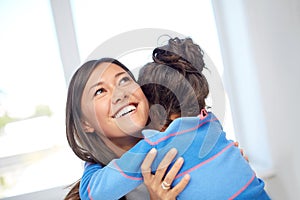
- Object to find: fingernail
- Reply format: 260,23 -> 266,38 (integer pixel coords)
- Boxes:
150,148 -> 157,153
177,157 -> 184,163
184,174 -> 190,180
170,148 -> 177,154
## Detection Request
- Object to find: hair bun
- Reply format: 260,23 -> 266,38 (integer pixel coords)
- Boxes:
153,37 -> 206,74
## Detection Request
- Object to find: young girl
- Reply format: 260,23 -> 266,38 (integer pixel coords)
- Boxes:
65,58 -> 188,200
78,38 -> 270,200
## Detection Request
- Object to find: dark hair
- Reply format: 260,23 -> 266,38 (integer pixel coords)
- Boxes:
65,58 -> 132,200
138,37 -> 209,129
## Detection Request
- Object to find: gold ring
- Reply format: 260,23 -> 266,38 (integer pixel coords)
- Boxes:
161,181 -> 171,190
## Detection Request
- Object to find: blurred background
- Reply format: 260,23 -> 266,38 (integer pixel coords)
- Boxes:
0,0 -> 299,199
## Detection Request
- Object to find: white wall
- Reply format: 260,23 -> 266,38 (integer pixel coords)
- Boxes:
212,0 -> 300,199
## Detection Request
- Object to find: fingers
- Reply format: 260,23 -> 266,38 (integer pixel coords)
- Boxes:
141,148 -> 157,182
234,141 -> 249,162
234,141 -> 239,147
240,148 -> 249,162
141,148 -> 190,200
171,174 -> 190,196
240,148 -> 244,156
162,157 -> 189,197
163,157 -> 184,186
154,148 -> 178,185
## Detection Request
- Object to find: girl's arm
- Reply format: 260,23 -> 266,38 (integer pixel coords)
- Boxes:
79,147 -> 188,200
79,128 -> 192,200
80,161 -> 143,200
79,139 -> 152,200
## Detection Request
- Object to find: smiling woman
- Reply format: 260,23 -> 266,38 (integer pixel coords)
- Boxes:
64,57 -> 192,200
79,60 -> 149,153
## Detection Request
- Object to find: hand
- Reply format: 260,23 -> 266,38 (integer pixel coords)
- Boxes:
141,148 -> 190,200
234,141 -> 249,162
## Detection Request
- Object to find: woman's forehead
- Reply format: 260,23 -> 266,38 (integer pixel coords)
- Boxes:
89,62 -> 125,82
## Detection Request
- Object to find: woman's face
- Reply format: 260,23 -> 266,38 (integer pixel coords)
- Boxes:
81,62 -> 149,141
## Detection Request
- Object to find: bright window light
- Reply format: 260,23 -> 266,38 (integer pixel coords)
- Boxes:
70,0 -> 236,140
0,0 -> 82,198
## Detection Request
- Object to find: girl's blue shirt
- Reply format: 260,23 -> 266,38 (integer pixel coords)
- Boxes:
80,112 -> 270,200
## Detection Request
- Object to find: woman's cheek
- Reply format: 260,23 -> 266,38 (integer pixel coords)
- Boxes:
93,100 -> 109,126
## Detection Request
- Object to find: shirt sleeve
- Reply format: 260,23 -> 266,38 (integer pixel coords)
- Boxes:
78,138 -> 154,200
79,157 -> 145,200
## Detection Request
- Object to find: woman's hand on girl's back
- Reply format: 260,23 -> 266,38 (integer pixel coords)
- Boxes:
141,148 -> 190,200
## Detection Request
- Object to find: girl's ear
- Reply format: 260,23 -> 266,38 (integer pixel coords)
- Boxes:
81,120 -> 95,133
169,113 -> 180,121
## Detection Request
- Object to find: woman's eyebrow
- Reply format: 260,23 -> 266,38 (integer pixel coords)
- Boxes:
88,71 -> 126,92
115,71 -> 126,79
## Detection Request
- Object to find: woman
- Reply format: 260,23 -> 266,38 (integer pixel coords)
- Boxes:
65,58 -> 189,200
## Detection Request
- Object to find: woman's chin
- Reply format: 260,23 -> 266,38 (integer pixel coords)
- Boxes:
115,114 -> 147,137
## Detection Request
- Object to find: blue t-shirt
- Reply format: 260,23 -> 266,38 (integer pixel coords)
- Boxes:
80,112 -> 270,200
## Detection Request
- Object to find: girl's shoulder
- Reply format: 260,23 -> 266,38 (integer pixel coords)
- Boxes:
84,162 -> 103,171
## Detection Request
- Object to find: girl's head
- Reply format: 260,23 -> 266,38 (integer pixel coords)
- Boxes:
66,58 -> 149,165
138,37 -> 209,130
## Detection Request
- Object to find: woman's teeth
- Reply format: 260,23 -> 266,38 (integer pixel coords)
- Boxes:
114,105 -> 136,118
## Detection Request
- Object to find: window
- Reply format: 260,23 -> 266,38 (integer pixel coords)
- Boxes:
0,0 -> 82,198
70,0 -> 236,140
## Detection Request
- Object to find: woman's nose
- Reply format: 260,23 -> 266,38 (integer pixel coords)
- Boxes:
112,87 -> 129,104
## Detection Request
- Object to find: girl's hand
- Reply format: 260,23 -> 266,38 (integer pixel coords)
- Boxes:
141,148 -> 190,200
234,141 -> 249,162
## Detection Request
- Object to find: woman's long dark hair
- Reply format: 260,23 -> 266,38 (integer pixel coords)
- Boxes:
65,58 -> 133,200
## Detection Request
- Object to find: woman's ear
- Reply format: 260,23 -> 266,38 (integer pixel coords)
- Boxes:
81,120 -> 95,133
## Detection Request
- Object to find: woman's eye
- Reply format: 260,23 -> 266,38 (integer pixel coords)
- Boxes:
119,76 -> 131,85
94,88 -> 105,96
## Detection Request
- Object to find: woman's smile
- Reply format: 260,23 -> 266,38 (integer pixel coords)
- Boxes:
112,103 -> 138,119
